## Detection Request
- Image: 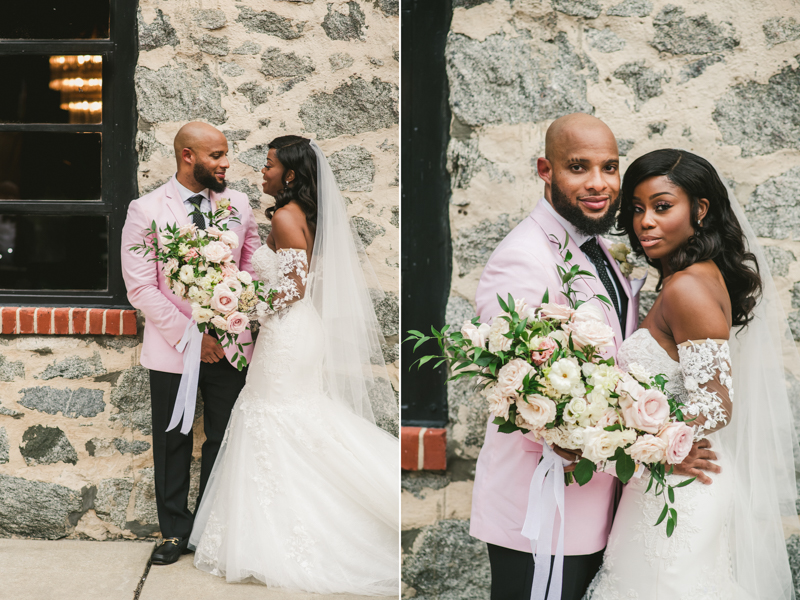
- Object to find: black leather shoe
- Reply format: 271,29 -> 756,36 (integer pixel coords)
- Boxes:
151,537 -> 188,565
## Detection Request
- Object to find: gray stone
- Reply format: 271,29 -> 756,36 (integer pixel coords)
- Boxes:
553,0 -> 601,18
390,205 -> 399,227
651,5 -> 739,55
787,534 -> 800,595
197,34 -> 229,56
607,0 -> 652,17
763,246 -> 796,277
112,438 -> 151,456
403,519 -> 490,600
138,8 -> 179,52
447,138 -> 483,190
613,61 -> 668,110
373,291 -> 399,337
0,404 -> 22,418
38,352 -> 106,380
238,143 -> 270,172
445,295 -> 477,330
259,118 -> 272,128
763,17 -> 800,47
0,475 -> 83,539
329,52 -> 354,71
236,7 -> 305,40
713,64 -> 800,157
20,425 -> 78,466
368,377 -> 399,437
277,76 -> 306,95
0,427 -> 8,464
232,40 -> 261,55
187,458 -> 202,516
351,216 -> 386,248
135,65 -> 227,125
647,121 -> 667,137
454,214 -> 516,276
220,62 -> 245,77
259,47 -> 315,79
109,366 -> 152,435
639,290 -> 657,324
745,167 -> 800,240
236,81 -> 271,111
322,2 -> 366,41
95,478 -> 133,529
299,77 -> 398,139
0,354 -> 24,381
135,130 -> 167,163
132,468 -> 159,530
585,28 -> 626,53
617,138 -> 635,156
789,311 -> 800,342
196,9 -> 227,30
258,223 -> 272,245
369,57 -> 384,66
382,342 -> 399,364
678,55 -> 724,83
139,177 -> 169,196
329,145 -> 375,192
223,129 -> 250,142
445,32 -> 594,127
227,178 -> 262,210
85,437 -> 114,458
18,386 -> 105,418
453,0 -> 492,8
374,0 -> 399,17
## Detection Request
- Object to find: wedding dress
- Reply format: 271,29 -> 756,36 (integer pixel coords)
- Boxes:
585,328 -> 746,600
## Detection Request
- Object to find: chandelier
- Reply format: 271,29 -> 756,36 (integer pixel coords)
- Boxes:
49,55 -> 102,123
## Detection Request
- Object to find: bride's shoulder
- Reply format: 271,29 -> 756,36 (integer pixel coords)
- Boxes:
270,204 -> 308,248
661,264 -> 729,341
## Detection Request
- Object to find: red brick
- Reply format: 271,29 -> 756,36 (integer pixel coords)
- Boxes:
1,307 -> 17,335
87,309 -> 104,335
18,308 -> 35,334
35,308 -> 52,334
105,310 -> 121,336
401,426 -> 422,471
423,428 -> 447,471
122,310 -> 138,335
72,308 -> 88,335
53,308 -> 71,335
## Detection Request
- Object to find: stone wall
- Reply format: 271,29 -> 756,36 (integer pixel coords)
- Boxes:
402,0 -> 800,597
0,0 -> 398,541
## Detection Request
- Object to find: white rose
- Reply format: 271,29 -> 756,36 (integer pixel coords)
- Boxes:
488,318 -> 512,353
210,315 -> 228,331
581,427 -> 620,463
496,358 -> 534,401
539,303 -> 575,322
516,394 -> 557,430
582,362 -> 597,378
191,303 -> 214,324
563,396 -> 587,424
609,242 -> 630,263
220,229 -> 239,249
540,425 -> 570,448
566,426 -> 585,449
626,434 -> 668,464
487,388 -> 512,421
178,223 -> 197,237
217,198 -> 231,210
178,264 -> 195,284
509,297 -> 529,317
237,270 -> 252,285
163,258 -> 179,275
548,330 -> 568,347
223,276 -> 243,296
203,240 -> 233,263
627,362 -> 651,384
171,280 -> 186,297
565,318 -> 615,349
548,357 -> 582,395
596,407 -> 622,429
461,321 -> 491,348
574,302 -> 605,323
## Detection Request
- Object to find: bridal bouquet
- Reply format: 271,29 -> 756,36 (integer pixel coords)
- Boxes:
129,200 -> 276,371
407,236 -> 695,536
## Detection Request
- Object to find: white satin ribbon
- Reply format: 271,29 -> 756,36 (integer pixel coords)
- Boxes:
167,319 -> 203,435
520,441 -> 568,600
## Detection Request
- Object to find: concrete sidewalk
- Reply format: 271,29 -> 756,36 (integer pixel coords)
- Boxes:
0,539 -> 397,600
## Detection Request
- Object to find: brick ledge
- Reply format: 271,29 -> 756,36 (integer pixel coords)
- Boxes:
401,426 -> 446,471
0,307 -> 137,336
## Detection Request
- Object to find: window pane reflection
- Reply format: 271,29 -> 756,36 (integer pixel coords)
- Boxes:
0,132 -> 101,200
0,1 -> 110,39
0,214 -> 107,290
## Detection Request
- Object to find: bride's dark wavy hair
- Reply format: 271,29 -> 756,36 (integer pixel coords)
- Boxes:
264,135 -> 318,232
617,149 -> 761,328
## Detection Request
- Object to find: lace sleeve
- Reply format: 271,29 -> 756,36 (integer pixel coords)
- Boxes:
256,248 -> 308,320
677,339 -> 733,440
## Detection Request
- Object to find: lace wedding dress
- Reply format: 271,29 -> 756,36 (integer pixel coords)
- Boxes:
585,328 -> 751,600
188,245 -> 399,596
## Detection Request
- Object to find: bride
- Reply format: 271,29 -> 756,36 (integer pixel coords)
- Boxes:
586,149 -> 798,599
188,135 -> 399,596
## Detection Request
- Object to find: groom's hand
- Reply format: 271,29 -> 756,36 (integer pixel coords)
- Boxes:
553,445 -> 581,473
673,438 -> 720,484
201,334 -> 225,363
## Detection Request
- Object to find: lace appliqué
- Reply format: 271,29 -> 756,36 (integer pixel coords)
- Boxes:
678,340 -> 733,440
256,248 -> 308,320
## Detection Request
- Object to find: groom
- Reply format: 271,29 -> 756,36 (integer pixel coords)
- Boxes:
470,113 -> 719,599
121,122 -> 261,565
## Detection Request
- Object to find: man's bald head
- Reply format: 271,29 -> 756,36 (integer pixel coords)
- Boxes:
544,113 -> 617,162
173,121 -> 227,163
173,122 -> 230,193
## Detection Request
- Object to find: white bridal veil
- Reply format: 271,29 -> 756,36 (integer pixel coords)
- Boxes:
307,140 -> 392,425
713,175 -> 799,599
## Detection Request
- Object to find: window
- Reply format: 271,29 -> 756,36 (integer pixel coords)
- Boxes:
0,2 -> 138,307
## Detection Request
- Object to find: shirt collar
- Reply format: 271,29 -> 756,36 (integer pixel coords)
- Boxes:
540,197 -> 593,247
173,175 -> 209,204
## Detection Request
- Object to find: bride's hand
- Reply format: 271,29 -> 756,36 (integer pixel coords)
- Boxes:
672,438 -> 721,485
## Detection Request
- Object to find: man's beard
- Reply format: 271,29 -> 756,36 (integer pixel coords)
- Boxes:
550,180 -> 619,237
194,162 -> 227,193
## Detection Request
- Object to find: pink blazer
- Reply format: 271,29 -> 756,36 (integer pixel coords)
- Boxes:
120,177 -> 262,374
470,200 -> 641,555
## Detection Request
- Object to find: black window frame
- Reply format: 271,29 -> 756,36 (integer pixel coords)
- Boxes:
0,1 -> 138,308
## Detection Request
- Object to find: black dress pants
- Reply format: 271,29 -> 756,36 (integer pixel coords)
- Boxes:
149,359 -> 247,539
487,543 -> 604,600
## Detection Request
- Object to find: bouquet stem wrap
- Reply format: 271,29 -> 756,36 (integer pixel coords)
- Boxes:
521,441 -> 567,600
167,319 -> 203,435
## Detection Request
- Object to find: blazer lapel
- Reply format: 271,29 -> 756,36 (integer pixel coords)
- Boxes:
165,177 -> 190,226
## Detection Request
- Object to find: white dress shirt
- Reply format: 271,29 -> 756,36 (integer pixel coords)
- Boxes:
174,175 -> 211,228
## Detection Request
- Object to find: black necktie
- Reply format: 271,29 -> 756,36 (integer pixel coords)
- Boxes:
580,238 -> 621,319
188,195 -> 206,230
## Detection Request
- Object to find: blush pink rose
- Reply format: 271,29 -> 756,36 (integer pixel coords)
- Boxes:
184,248 -> 199,259
203,240 -> 232,263
178,223 -> 197,237
529,336 -> 557,365
626,434 -> 668,464
658,422 -> 694,464
210,315 -> 228,331
205,226 -> 223,238
539,303 -> 575,322
221,263 -> 240,279
210,284 -> 238,314
219,229 -> 239,249
226,311 -> 248,335
223,277 -> 243,296
621,388 -> 670,434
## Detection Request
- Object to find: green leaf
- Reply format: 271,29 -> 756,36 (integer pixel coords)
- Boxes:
497,294 -> 509,313
596,294 -> 611,306
542,289 -> 549,304
492,416 -> 507,425
666,518 -> 675,538
574,458 -> 596,486
674,477 -> 695,488
668,486 -> 675,503
497,420 -> 521,434
507,294 -> 515,314
654,503 -> 669,526
614,447 -> 635,483
565,250 -> 572,262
